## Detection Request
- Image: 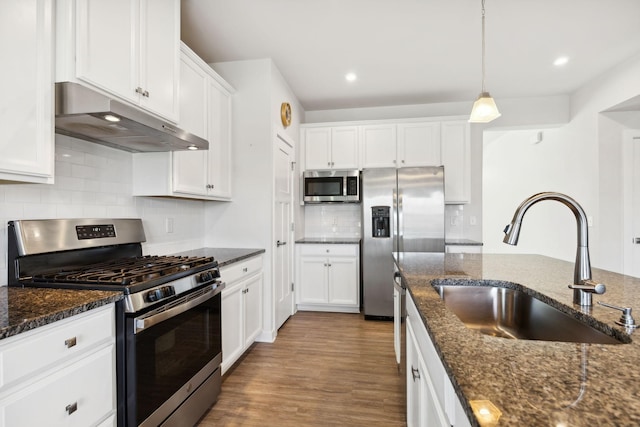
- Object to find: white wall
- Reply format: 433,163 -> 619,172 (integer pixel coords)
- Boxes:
206,58 -> 304,341
483,53 -> 640,273
0,135 -> 206,285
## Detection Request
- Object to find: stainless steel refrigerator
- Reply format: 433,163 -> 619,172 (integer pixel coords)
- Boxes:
362,167 -> 445,319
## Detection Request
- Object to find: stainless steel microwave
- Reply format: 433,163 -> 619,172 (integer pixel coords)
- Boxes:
303,170 -> 360,203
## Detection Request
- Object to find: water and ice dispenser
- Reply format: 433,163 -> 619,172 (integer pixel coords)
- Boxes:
371,206 -> 390,238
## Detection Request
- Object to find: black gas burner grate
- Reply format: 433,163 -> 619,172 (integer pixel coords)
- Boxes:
31,255 -> 215,286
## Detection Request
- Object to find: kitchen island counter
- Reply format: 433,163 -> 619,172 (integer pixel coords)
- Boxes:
395,252 -> 640,426
0,287 -> 122,340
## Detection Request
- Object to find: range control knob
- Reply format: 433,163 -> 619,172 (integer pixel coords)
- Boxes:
145,286 -> 175,302
199,271 -> 213,283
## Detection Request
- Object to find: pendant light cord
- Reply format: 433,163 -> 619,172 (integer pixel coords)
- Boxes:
481,0 -> 486,93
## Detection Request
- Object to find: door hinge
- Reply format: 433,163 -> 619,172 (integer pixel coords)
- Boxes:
291,222 -> 295,232
291,282 -> 294,292
290,161 -> 296,171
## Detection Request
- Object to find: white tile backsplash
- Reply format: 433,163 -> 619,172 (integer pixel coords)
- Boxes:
0,135 -> 206,286
304,204 -> 362,238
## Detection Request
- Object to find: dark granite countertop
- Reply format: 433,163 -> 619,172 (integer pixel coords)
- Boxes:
295,237 -> 361,244
394,252 -> 640,427
0,287 -> 122,340
172,247 -> 265,267
445,239 -> 483,246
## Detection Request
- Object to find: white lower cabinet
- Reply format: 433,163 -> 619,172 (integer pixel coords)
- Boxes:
0,304 -> 116,427
295,244 -> 359,313
221,255 -> 263,374
406,294 -> 471,427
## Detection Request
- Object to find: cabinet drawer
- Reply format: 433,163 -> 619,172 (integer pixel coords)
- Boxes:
0,305 -> 114,389
220,255 -> 263,285
0,344 -> 115,427
298,244 -> 358,257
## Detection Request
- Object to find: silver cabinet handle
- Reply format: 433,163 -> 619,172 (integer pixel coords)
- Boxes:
64,337 -> 77,348
411,366 -> 420,381
66,402 -> 78,415
276,240 -> 287,247
135,86 -> 144,95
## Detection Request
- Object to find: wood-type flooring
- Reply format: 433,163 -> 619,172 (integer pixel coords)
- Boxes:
197,311 -> 406,426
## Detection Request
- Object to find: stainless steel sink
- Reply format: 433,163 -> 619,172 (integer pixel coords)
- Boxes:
434,285 -> 624,344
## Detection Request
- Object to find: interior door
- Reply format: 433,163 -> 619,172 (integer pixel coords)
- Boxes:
274,133 -> 294,330
623,130 -> 640,277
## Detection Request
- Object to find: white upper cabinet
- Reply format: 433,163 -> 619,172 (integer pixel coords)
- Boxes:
441,121 -> 470,204
0,0 -> 55,184
397,122 -> 441,167
57,0 -> 180,122
133,43 -> 234,201
361,124 -> 397,168
304,126 -> 358,170
303,119 -> 470,204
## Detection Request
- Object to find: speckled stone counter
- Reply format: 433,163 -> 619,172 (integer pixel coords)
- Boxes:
0,287 -> 122,340
445,239 -> 483,246
394,252 -> 640,426
172,247 -> 265,267
295,237 -> 361,244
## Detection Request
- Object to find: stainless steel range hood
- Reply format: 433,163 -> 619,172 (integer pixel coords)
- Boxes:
54,82 -> 208,153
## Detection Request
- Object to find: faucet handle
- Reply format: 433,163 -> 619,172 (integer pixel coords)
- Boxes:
598,301 -> 638,329
569,279 -> 606,294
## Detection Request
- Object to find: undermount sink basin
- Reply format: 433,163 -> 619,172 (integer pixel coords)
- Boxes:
434,285 -> 624,344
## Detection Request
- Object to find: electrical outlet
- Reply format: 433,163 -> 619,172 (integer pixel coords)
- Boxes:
469,216 -> 477,226
166,217 -> 174,233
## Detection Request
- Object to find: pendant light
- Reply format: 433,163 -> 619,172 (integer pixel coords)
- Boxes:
469,0 -> 501,123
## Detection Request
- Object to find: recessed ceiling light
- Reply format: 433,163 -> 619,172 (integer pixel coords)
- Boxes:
345,72 -> 357,82
187,145 -> 198,151
553,56 -> 569,67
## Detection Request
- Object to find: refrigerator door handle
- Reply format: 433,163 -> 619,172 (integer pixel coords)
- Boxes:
397,189 -> 403,252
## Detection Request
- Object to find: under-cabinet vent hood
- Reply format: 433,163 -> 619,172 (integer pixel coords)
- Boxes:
54,82 -> 208,153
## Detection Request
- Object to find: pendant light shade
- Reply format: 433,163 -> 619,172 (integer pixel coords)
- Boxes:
469,0 -> 501,123
470,92 -> 501,123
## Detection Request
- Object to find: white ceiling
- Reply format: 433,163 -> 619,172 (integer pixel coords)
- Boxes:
181,0 -> 640,112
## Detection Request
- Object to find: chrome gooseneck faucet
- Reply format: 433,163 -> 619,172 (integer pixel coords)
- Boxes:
503,192 -> 605,306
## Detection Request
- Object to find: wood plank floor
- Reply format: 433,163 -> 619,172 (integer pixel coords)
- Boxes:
197,311 -> 406,426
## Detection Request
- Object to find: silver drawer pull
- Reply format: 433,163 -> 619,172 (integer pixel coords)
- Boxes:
66,402 -> 78,415
64,337 -> 77,348
242,267 -> 248,273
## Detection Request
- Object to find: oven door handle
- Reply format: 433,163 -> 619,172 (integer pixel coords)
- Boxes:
134,282 -> 225,334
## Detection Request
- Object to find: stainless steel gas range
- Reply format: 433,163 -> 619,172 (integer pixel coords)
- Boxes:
8,218 -> 224,427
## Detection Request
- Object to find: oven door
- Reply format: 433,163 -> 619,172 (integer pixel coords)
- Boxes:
126,283 -> 224,427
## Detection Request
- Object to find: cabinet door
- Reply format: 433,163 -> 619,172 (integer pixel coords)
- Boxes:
139,0 -> 179,121
172,52 -> 208,196
243,274 -> 263,346
441,121 -> 470,204
305,128 -> 332,170
298,257 -> 329,304
327,256 -> 358,305
0,0 -> 54,184
207,81 -> 232,199
331,126 -> 359,169
361,124 -> 397,168
397,122 -> 441,167
76,0 -> 137,104
222,284 -> 244,373
406,319 -> 424,427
